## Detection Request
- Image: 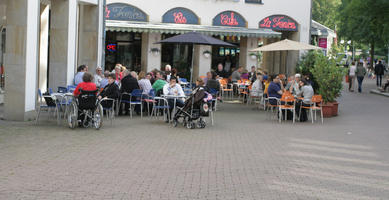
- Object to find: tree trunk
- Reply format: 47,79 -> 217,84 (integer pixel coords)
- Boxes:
370,42 -> 375,69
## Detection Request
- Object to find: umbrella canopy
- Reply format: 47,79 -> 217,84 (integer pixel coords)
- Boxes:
156,31 -> 235,47
250,39 -> 323,52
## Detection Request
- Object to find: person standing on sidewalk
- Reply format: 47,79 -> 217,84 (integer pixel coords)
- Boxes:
374,60 -> 385,88
348,61 -> 357,92
355,61 -> 367,93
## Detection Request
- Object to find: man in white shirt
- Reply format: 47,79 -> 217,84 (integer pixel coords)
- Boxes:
163,76 -> 185,121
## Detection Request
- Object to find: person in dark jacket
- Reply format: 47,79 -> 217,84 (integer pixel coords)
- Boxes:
206,71 -> 220,92
99,73 -> 119,109
249,66 -> 257,83
119,70 -> 140,115
215,63 -> 228,79
374,60 -> 386,87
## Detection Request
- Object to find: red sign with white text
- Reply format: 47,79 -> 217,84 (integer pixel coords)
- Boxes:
259,15 -> 298,32
318,38 -> 327,49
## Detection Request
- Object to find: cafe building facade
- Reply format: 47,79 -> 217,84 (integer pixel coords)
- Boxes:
105,0 -> 312,79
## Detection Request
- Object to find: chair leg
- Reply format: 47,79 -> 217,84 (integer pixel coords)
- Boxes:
36,107 -> 41,124
320,109 -> 324,124
130,104 -> 133,118
310,108 -> 314,124
293,109 -> 295,124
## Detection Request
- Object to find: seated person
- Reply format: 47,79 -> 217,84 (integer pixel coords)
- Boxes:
163,76 -> 185,121
73,72 -> 97,97
263,75 -> 270,97
251,72 -> 263,97
73,72 -> 97,124
295,79 -> 314,122
152,73 -> 168,95
240,69 -> 249,80
231,67 -> 242,83
215,63 -> 228,79
286,74 -> 301,95
98,73 -> 119,109
206,71 -> 220,93
380,78 -> 389,92
267,74 -> 284,105
119,70 -> 140,115
99,71 -> 110,89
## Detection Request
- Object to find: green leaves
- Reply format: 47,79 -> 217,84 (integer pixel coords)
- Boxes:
309,53 -> 346,103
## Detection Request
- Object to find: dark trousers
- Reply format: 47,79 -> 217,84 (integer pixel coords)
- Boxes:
295,101 -> 310,122
376,75 -> 383,87
167,99 -> 185,119
357,76 -> 364,93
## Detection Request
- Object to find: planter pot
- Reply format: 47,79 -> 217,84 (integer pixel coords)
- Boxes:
322,102 -> 333,118
331,101 -> 339,116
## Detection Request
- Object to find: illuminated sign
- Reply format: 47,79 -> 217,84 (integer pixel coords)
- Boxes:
259,15 -> 298,32
213,11 -> 246,27
105,3 -> 147,22
106,44 -> 117,52
162,7 -> 199,24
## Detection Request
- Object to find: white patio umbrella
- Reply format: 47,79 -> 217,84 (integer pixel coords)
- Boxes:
250,39 -> 323,52
250,39 -> 323,75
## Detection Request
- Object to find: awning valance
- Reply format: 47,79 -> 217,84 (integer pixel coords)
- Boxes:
106,20 -> 281,38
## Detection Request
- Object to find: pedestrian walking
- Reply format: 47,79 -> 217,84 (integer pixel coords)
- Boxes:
348,61 -> 357,92
374,60 -> 385,87
356,61 -> 367,93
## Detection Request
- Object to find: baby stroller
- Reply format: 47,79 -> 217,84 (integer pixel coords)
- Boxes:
67,89 -> 103,129
172,86 -> 211,129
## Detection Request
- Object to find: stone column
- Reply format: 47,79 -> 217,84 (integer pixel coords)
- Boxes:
39,4 -> 49,93
49,0 -> 77,89
78,4 -> 98,72
193,45 -> 211,81
262,37 -> 275,74
4,0 -> 40,120
141,32 -> 161,72
239,37 -> 258,70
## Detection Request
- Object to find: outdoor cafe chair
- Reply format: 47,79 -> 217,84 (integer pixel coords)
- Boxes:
142,89 -> 157,117
150,96 -> 170,121
219,79 -> 233,100
278,94 -> 296,124
67,85 -> 77,93
300,95 -> 324,124
266,97 -> 280,120
36,89 -> 61,125
100,98 -> 116,125
129,89 -> 143,118
209,88 -> 219,111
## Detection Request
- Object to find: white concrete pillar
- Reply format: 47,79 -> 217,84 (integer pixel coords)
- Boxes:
4,0 -> 40,120
39,4 -> 49,92
78,4 -> 98,72
141,32 -> 161,72
97,0 -> 104,69
239,37 -> 258,70
193,45 -> 212,80
49,0 -> 78,89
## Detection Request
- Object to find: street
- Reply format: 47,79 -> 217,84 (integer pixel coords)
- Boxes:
0,78 -> 388,200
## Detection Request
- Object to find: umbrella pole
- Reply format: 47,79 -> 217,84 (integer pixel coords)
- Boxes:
286,50 -> 289,76
190,44 -> 195,87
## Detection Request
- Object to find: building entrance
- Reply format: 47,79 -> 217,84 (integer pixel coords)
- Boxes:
211,35 -> 240,75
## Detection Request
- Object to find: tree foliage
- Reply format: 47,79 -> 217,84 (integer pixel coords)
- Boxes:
312,0 -> 341,30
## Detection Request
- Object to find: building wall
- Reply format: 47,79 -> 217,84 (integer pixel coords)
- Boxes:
107,0 -> 311,44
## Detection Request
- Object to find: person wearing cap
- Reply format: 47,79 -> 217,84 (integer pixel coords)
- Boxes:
286,74 -> 301,95
94,67 -> 104,88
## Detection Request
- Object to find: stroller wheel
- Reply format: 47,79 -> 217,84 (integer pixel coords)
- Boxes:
172,119 -> 178,127
197,119 -> 206,129
186,121 -> 195,129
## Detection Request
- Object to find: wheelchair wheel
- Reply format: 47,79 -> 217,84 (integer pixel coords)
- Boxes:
93,104 -> 103,130
68,102 -> 77,129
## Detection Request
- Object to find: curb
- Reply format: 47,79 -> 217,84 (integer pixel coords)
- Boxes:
370,89 -> 389,97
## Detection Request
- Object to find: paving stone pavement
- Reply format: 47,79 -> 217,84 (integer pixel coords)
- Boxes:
0,79 -> 388,200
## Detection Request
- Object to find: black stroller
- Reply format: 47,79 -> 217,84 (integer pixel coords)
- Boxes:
172,86 -> 211,129
67,89 -> 103,129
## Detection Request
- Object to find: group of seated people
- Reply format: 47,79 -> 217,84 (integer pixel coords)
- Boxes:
72,64 -> 219,122
266,73 -> 314,122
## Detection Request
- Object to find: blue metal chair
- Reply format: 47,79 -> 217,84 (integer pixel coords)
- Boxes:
129,89 -> 143,118
100,98 -> 116,125
57,87 -> 68,93
67,85 -> 77,93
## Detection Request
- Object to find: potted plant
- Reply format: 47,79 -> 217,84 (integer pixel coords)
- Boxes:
310,53 -> 346,117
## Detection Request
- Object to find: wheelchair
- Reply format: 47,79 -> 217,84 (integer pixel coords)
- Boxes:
67,89 -> 103,129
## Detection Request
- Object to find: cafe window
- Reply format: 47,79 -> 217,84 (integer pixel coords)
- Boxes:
105,31 -> 142,72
